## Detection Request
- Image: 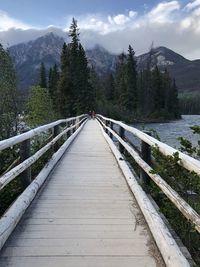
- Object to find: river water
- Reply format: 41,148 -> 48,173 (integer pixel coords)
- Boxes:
127,115 -> 200,150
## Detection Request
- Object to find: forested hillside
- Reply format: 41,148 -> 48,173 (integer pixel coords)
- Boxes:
31,19 -> 180,123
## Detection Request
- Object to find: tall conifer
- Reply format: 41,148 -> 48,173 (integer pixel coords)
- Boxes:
39,62 -> 47,88
126,45 -> 137,112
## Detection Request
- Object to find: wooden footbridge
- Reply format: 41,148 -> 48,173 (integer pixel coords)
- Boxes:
0,115 -> 199,267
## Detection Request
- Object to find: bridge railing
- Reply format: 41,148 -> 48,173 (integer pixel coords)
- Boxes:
0,114 -> 87,190
97,114 -> 200,234
0,114 -> 87,250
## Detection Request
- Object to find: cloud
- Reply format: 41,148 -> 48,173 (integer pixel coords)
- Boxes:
185,0 -> 200,11
73,10 -> 137,34
1,1 -> 200,59
0,27 -> 66,47
147,1 -> 180,23
0,10 -> 31,31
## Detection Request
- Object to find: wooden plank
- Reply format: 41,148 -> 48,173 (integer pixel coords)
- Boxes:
20,218 -> 135,225
15,223 -> 137,232
0,256 -> 157,267
1,239 -> 153,256
10,230 -> 144,239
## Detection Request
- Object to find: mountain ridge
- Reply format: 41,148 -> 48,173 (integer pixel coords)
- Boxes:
9,33 -> 200,93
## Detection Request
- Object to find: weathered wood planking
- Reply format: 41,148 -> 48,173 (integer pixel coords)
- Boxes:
0,120 -> 164,267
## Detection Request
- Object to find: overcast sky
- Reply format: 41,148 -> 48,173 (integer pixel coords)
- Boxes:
0,0 -> 200,59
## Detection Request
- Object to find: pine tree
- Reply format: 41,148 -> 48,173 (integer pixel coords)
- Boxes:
69,18 -> 80,49
0,44 -> 18,139
76,43 -> 94,113
126,45 -> 137,112
69,18 -> 80,109
115,53 -> 127,107
39,62 -> 47,88
151,66 -> 164,113
103,72 -> 115,102
57,43 -> 72,117
48,67 -> 53,93
26,86 -> 54,127
48,64 -> 59,107
89,66 -> 103,110
171,79 -> 179,118
57,18 -> 94,116
164,74 -> 179,119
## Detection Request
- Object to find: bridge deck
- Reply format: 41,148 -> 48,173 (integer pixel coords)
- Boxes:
0,120 -> 164,267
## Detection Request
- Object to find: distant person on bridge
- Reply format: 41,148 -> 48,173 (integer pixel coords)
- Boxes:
88,111 -> 92,119
92,111 -> 96,119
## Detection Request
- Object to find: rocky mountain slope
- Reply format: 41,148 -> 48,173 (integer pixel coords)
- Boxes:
9,33 -> 200,93
137,46 -> 200,92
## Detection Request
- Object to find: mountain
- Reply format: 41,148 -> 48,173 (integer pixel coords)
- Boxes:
86,45 -> 117,74
9,33 -> 117,92
9,33 -> 200,93
9,33 -> 65,92
137,46 -> 200,93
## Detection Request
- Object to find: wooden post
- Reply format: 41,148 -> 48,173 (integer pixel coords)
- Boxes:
20,135 -> 31,188
76,117 -> 80,130
105,120 -> 109,134
67,121 -> 71,138
110,122 -> 113,140
140,132 -> 151,192
73,119 -> 76,133
119,126 -> 125,154
53,125 -> 59,152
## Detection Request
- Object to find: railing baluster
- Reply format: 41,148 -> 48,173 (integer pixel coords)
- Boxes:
110,121 -> 113,140
73,119 -> 76,133
53,124 -> 59,152
119,126 -> 125,154
105,120 -> 109,134
20,134 -> 31,188
140,132 -> 151,192
67,121 -> 71,138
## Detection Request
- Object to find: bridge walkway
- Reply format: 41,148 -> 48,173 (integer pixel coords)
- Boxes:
0,120 -> 164,267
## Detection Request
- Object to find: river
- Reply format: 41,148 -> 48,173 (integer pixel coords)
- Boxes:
126,115 -> 200,149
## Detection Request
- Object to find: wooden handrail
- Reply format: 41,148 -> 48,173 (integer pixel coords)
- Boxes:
0,115 -> 87,190
97,116 -> 200,234
97,114 -> 200,176
0,114 -> 86,151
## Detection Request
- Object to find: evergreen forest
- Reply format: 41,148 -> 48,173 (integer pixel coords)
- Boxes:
30,18 -> 180,125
